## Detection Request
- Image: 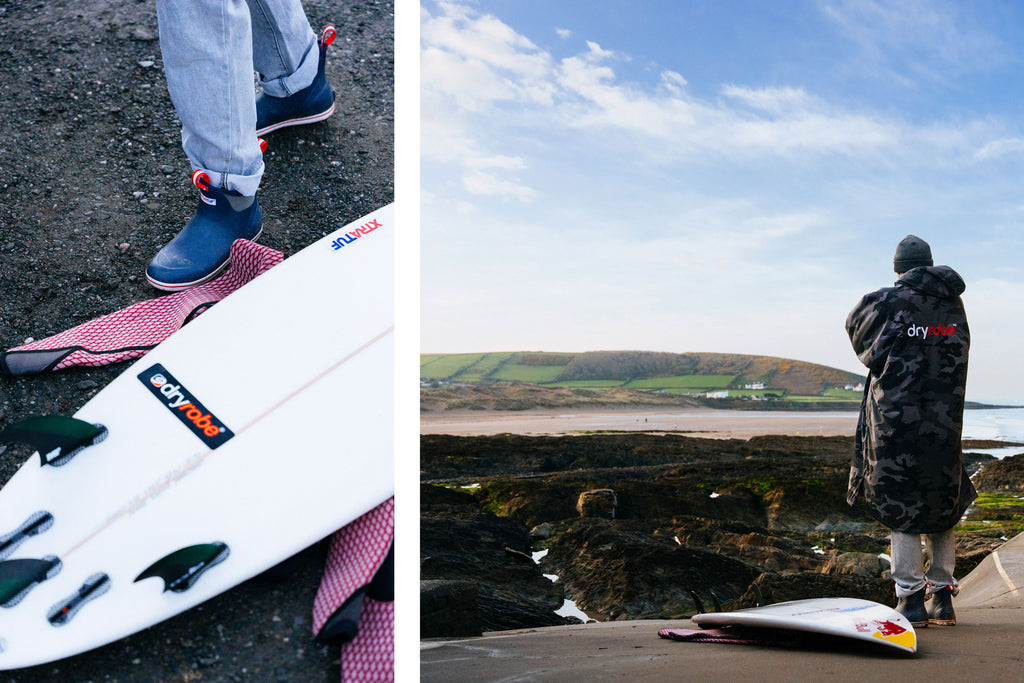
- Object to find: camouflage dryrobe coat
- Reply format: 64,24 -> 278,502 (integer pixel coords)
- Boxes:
845,265 -> 976,533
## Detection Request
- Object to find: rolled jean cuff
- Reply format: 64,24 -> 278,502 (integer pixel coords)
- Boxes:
926,580 -> 959,596
259,37 -> 318,97
196,164 -> 265,197
894,578 -> 926,598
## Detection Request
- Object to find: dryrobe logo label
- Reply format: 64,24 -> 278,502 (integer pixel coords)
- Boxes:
138,363 -> 234,448
330,218 -> 383,250
907,323 -> 957,338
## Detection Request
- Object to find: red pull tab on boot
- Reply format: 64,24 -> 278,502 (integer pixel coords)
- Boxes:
321,24 -> 336,49
191,169 -> 211,192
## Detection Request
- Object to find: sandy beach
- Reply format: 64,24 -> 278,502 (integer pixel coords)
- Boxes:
420,407 -> 860,438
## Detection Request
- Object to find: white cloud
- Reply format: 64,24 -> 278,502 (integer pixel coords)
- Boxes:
960,278 -> 1024,403
821,0 -> 1012,84
722,85 -> 814,115
423,1 -> 1013,172
467,154 -> 529,170
556,27 -> 571,39
420,0 -> 1024,402
462,170 -> 537,202
659,71 -> 687,96
975,137 -> 1024,160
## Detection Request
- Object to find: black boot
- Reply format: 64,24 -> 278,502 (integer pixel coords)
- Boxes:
927,586 -> 956,626
896,588 -> 929,627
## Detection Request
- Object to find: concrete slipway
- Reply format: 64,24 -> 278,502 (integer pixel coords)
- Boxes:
421,534 -> 1024,681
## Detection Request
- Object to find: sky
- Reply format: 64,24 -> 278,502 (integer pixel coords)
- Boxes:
419,0 -> 1024,404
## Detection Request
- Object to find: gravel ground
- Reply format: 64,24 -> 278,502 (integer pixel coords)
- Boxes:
0,0 -> 393,680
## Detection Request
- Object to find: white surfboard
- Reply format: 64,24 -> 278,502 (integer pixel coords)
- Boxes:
690,597 -> 917,654
0,204 -> 394,669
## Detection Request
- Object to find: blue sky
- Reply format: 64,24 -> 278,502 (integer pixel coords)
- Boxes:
419,0 -> 1024,404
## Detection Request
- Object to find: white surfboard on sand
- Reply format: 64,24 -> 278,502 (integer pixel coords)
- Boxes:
0,204 -> 394,669
689,597 -> 917,654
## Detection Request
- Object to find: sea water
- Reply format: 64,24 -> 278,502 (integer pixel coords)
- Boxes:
963,407 -> 1024,441
962,407 -> 1024,458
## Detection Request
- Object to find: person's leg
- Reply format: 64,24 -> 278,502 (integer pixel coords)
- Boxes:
924,527 -> 958,591
890,530 -> 926,596
247,0 -> 319,96
890,530 -> 928,626
156,0 -> 264,194
149,0 -> 264,291
247,0 -> 336,135
924,528 -> 958,625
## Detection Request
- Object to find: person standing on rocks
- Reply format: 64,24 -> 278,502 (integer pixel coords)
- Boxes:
147,0 -> 336,291
845,235 -> 975,628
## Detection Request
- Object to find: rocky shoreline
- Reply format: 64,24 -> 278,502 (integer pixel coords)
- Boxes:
421,433 -> 1024,637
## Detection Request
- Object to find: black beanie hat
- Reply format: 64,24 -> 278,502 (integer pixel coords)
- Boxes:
893,235 -> 933,273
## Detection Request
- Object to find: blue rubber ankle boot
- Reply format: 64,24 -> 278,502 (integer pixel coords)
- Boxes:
256,25 -> 336,136
146,170 -> 262,291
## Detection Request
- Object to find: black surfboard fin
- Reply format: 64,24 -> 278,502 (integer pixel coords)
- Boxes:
366,544 -> 394,602
315,587 -> 367,645
134,542 -> 229,593
689,590 -> 706,614
0,556 -> 63,608
0,416 -> 107,467
47,572 -> 110,626
315,544 -> 394,646
709,589 -> 725,612
0,511 -> 54,561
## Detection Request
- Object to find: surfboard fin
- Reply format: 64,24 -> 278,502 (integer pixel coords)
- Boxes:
689,590 -> 706,614
315,545 -> 394,646
0,511 -> 54,561
0,416 -> 107,467
0,556 -> 63,608
134,542 -> 230,593
752,583 -> 766,607
47,572 -> 110,626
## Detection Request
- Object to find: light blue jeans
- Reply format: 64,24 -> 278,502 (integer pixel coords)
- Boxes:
890,528 -> 958,598
155,0 -> 319,195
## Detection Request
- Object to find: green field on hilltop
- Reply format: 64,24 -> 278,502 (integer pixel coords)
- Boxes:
787,394 -> 858,402
420,353 -> 486,380
455,352 -> 515,382
824,387 -> 863,399
625,375 -> 735,390
490,363 -> 566,383
548,380 -> 627,388
420,351 -> 867,407
421,352 -> 571,383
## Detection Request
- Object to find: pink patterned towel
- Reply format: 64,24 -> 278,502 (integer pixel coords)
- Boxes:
313,499 -> 395,682
658,626 -> 800,647
0,239 -> 283,375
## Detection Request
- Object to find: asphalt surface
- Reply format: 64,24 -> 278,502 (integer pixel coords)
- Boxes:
0,1 -> 393,680
421,534 -> 1024,681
